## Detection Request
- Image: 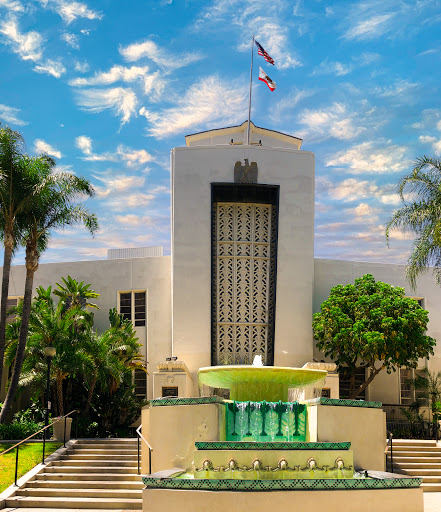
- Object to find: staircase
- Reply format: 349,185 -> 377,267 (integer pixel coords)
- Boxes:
389,439 -> 441,492
5,438 -> 143,509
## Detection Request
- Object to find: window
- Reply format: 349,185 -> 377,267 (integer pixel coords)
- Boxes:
6,297 -> 23,323
119,291 -> 146,326
134,368 -> 147,397
339,367 -> 366,399
400,368 -> 427,405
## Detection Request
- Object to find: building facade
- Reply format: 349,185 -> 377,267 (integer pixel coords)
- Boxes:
1,121 -> 441,406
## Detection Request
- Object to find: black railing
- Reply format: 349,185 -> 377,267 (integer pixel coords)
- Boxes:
0,410 -> 79,486
385,431 -> 393,473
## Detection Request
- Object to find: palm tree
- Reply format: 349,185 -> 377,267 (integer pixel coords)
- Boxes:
5,287 -> 95,416
386,156 -> 441,289
0,165 -> 98,422
0,125 -> 41,387
54,275 -> 100,311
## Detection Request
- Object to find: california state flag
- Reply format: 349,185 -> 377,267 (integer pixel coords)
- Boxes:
259,66 -> 276,91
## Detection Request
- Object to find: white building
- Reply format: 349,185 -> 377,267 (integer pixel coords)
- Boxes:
2,121 -> 441,408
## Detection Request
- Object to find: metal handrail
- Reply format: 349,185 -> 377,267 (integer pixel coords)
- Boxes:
385,431 -> 393,473
136,425 -> 152,475
0,409 -> 79,486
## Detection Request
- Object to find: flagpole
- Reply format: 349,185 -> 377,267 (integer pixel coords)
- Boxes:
246,35 -> 254,146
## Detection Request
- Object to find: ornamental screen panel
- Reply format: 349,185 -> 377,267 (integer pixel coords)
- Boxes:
213,201 -> 276,365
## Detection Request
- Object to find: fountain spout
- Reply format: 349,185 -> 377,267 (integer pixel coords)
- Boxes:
253,354 -> 264,366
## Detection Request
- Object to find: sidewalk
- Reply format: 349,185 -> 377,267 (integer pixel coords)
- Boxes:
424,492 -> 441,512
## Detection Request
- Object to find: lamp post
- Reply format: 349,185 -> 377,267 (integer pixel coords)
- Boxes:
42,344 -> 56,463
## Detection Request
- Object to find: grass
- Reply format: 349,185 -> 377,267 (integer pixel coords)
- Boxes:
0,441 -> 62,492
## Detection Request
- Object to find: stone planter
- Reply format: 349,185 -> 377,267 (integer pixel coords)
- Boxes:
53,417 -> 73,442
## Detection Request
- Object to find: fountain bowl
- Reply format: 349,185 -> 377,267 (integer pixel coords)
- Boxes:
198,365 -> 327,402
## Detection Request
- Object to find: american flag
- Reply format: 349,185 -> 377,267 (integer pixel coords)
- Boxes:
255,40 -> 274,65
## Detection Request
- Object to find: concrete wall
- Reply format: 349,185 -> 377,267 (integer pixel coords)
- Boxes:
143,488 -> 424,512
315,404 -> 386,471
314,258 -> 441,403
2,256 -> 172,400
171,144 -> 315,383
142,404 -> 225,474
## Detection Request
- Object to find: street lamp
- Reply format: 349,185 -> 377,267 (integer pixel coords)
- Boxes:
43,344 -> 56,462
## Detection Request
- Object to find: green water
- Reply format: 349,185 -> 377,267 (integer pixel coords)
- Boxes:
225,400 -> 307,442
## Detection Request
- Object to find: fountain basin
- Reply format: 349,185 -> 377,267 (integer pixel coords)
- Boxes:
198,365 -> 327,402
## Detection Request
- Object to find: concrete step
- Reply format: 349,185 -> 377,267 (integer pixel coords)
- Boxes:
35,472 -> 141,481
27,480 -> 144,490
421,483 -> 441,492
43,465 -> 138,474
391,446 -> 441,452
392,439 -> 438,446
70,448 -> 139,455
50,460 -> 136,467
5,497 -> 142,509
400,469 -> 441,476
76,439 -> 137,445
395,462 -> 441,469
60,454 -> 138,461
15,489 -> 142,499
393,456 -> 441,463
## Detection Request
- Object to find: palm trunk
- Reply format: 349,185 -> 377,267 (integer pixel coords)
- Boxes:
84,373 -> 97,416
0,258 -> 35,422
0,235 -> 14,394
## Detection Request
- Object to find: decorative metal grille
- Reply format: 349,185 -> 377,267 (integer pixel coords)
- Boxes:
213,202 -> 275,365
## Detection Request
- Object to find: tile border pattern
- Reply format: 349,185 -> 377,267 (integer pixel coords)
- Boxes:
319,398 -> 382,409
142,476 -> 422,491
195,441 -> 351,451
150,396 -> 225,407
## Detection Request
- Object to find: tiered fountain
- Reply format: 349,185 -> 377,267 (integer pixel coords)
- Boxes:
141,358 -> 423,512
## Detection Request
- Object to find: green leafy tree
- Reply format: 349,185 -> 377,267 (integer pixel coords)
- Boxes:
0,163 -> 98,422
413,370 -> 441,431
312,274 -> 436,399
386,156 -> 441,289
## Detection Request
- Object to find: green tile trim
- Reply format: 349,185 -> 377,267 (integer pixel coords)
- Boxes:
150,396 -> 225,407
195,441 -> 351,451
142,476 -> 422,491
319,398 -> 382,409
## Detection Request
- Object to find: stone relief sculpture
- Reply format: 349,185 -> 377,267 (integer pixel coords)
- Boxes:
234,159 -> 258,183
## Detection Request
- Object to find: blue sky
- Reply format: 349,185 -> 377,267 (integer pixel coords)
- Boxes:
1,0 -> 441,265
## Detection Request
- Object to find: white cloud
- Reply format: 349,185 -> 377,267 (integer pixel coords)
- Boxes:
75,135 -> 116,161
0,0 -> 24,12
34,139 -> 62,158
298,103 -> 365,141
317,177 -> 381,202
327,141 -> 410,174
0,104 -> 27,125
0,18 -> 43,62
144,75 -> 247,138
348,203 -> 377,217
312,59 -> 351,76
419,135 -> 441,156
120,39 -> 202,71
343,13 -> 394,40
69,65 -> 151,86
268,88 -> 315,124
75,135 -> 153,165
115,214 -> 153,226
61,32 -> 79,49
117,147 -> 153,166
74,60 -> 89,73
94,175 -> 145,198
74,87 -> 138,125
39,0 -> 102,24
375,79 -> 418,98
34,58 -> 66,78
